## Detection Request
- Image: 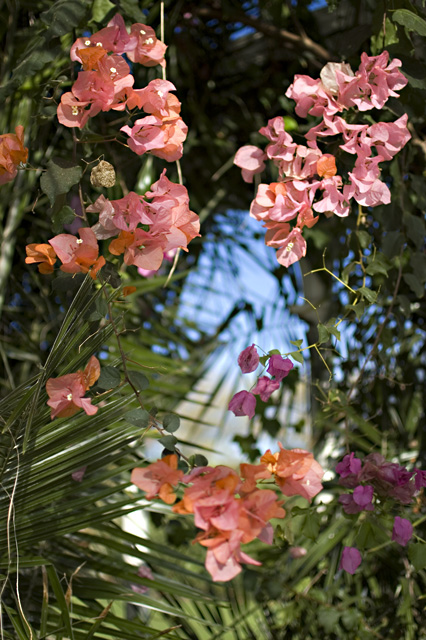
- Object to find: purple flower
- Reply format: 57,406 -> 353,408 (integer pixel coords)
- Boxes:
392,516 -> 413,547
71,466 -> 87,482
340,546 -> 362,574
228,390 -> 256,418
353,485 -> 374,509
414,468 -> 426,491
131,565 -> 154,594
237,344 -> 260,374
252,376 -> 280,402
267,354 -> 293,381
338,485 -> 374,514
336,453 -> 362,478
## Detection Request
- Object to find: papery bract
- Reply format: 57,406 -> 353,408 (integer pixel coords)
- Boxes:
46,356 -> 100,420
25,243 -> 57,274
252,376 -> 280,402
392,516 -> 413,547
238,344 -> 260,373
228,390 -> 256,418
267,354 -> 294,381
0,125 -> 28,184
49,227 -> 105,279
340,546 -> 361,574
131,454 -> 183,504
234,145 -> 266,183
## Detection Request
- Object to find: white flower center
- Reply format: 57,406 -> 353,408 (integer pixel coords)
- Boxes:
145,37 -> 154,45
76,239 -> 83,244
286,242 -> 294,251
96,42 -> 103,47
140,29 -> 146,35
71,106 -> 79,115
157,91 -> 163,97
84,40 -> 91,46
66,393 -> 73,401
110,67 -> 117,74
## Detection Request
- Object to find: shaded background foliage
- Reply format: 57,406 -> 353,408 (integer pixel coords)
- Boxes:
0,0 -> 425,638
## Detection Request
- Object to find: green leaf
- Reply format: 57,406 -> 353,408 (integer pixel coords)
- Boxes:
159,435 -> 178,450
392,9 -> 426,36
193,454 -> 209,467
356,230 -> 371,249
125,408 -> 151,427
404,211 -> 426,249
41,0 -> 88,36
357,286 -> 378,303
365,252 -> 392,277
290,339 -> 303,348
92,0 -> 115,23
51,205 -> 75,234
302,512 -> 320,540
128,371 -> 149,391
163,413 -> 181,433
317,324 -> 330,344
40,158 -> 82,206
318,608 -> 340,633
289,350 -> 304,364
408,542 -> 426,570
97,366 -> 121,390
403,273 -> 425,298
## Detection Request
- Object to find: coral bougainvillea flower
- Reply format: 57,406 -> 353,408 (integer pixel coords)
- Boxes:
238,344 -> 260,373
228,390 -> 256,418
46,356 -> 100,419
49,227 -> 105,279
0,126 -> 28,185
25,243 -> 57,274
261,444 -> 324,501
340,546 -> 361,574
392,516 -> 413,547
131,454 -> 183,504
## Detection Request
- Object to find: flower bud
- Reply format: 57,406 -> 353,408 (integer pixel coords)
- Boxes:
90,160 -> 116,188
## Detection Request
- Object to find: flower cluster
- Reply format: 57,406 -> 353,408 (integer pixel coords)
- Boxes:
88,170 -> 200,270
46,355 -> 100,419
57,14 -> 187,162
234,52 -> 410,267
228,344 -> 293,418
336,452 -> 426,573
0,126 -> 28,185
131,447 -> 324,581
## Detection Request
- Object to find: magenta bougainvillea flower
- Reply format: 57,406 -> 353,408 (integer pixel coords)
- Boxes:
340,546 -> 362,574
392,516 -> 413,547
267,354 -> 294,381
228,390 -> 256,418
237,344 -> 260,374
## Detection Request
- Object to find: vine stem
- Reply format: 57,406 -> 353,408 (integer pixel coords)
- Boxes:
99,277 -> 190,463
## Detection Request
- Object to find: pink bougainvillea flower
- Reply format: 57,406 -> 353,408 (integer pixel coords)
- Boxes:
238,488 -> 286,543
316,153 -> 337,179
289,546 -> 307,558
238,344 -> 260,373
109,229 -> 165,271
72,466 -> 87,482
252,376 -> 280,402
366,114 -> 411,162
267,354 -> 294,381
70,14 -> 131,61
127,23 -> 167,67
121,115 -> 188,162
77,46 -> 108,70
340,546 -> 361,574
25,243 -> 57,274
228,390 -> 256,418
57,92 -> 98,128
234,145 -> 266,183
131,454 -> 184,504
313,176 -> 350,218
49,227 -> 105,279
0,125 -> 28,185
46,355 -> 100,420
131,564 -> 154,595
198,529 -> 261,582
392,516 -> 413,547
130,79 -> 177,116
275,227 -> 307,268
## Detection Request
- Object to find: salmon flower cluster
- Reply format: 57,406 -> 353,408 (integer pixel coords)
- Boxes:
0,126 -> 28,185
228,344 -> 293,418
46,355 -> 100,419
131,448 -> 324,582
57,14 -> 187,162
234,51 -> 410,267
